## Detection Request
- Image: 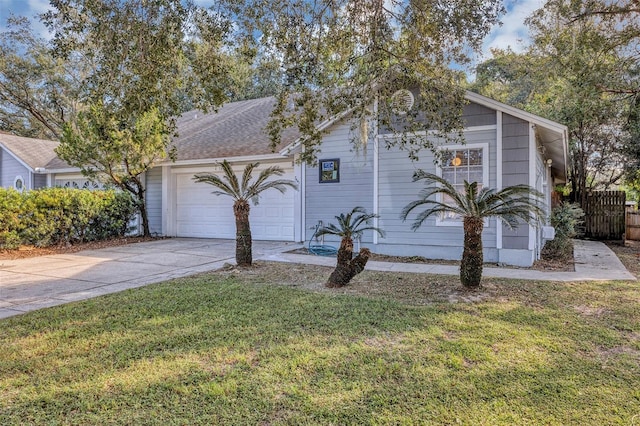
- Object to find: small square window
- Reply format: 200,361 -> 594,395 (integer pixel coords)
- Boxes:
319,159 -> 340,183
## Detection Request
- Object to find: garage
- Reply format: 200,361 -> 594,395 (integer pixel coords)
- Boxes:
174,166 -> 296,241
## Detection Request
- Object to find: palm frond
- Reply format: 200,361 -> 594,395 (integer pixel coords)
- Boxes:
241,162 -> 259,193
403,170 -> 546,231
317,207 -> 384,240
192,173 -> 238,199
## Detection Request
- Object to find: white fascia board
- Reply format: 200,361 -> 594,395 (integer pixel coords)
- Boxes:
42,167 -> 82,174
465,91 -> 568,134
160,153 -> 291,167
279,107 -> 357,156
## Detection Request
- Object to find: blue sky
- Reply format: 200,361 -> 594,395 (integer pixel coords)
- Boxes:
1,0 -> 543,67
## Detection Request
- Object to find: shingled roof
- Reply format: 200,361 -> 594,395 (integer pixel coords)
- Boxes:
1,97 -> 300,171
172,96 -> 300,161
0,133 -> 66,170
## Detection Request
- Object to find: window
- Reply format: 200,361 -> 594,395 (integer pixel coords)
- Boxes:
319,158 -> 340,183
13,176 -> 24,192
437,145 -> 488,224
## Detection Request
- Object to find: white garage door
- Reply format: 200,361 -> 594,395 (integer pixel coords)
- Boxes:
175,167 -> 295,241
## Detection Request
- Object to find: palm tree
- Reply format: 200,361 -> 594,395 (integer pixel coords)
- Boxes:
193,160 -> 297,266
317,206 -> 385,287
401,171 -> 545,288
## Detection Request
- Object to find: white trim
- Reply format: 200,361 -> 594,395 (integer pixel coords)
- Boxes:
435,143 -> 489,227
160,153 -> 289,167
161,165 -> 171,236
13,175 -> 25,192
294,155 -> 303,242
373,98 -> 380,244
301,148 -> 306,242
496,111 -> 503,249
44,167 -> 82,174
46,173 -> 52,187
279,108 -> 356,156
465,91 -> 567,134
528,124 -> 536,251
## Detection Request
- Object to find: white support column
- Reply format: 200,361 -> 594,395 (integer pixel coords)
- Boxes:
301,148 -> 307,243
496,111 -> 503,250
161,165 -> 171,236
373,98 -> 380,245
293,155 -> 304,242
528,123 -> 537,251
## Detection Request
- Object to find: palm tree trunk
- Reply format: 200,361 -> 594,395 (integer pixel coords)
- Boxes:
461,217 -> 484,288
233,200 -> 252,266
326,238 -> 371,287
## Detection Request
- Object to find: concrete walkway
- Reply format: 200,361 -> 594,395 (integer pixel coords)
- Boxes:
0,238 -> 635,320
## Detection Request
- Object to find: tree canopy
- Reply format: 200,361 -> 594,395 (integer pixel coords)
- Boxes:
0,16 -> 81,139
224,0 -> 505,163
471,0 -> 638,204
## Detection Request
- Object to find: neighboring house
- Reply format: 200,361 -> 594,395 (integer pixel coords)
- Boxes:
1,91 -> 568,266
0,132 -> 102,191
0,133 -> 59,192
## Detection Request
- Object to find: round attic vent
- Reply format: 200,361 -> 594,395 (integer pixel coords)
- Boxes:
390,89 -> 415,115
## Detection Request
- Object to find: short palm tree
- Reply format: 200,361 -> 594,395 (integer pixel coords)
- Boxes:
193,160 -> 297,266
401,171 -> 545,288
317,206 -> 385,287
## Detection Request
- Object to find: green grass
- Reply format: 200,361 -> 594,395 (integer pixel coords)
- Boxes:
1,268 -> 639,425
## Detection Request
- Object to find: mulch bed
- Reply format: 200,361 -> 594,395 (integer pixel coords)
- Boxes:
0,236 -> 159,260
288,247 -> 575,272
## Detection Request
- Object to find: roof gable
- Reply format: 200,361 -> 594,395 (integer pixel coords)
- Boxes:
0,133 -> 61,171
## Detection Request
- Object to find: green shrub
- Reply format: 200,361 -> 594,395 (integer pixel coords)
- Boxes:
0,189 -> 24,249
542,202 -> 585,260
0,187 -> 137,249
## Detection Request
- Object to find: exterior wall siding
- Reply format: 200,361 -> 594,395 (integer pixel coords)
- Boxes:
0,148 -> 30,189
305,122 -> 374,244
501,113 -> 530,250
462,102 -> 496,127
145,167 -> 163,235
376,128 -> 498,261
379,100 -> 497,134
33,173 -> 47,189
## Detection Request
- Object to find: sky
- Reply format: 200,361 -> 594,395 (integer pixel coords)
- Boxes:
0,0 -> 545,72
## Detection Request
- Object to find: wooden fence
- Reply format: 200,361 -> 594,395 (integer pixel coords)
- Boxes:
583,191 -> 626,240
627,207 -> 640,241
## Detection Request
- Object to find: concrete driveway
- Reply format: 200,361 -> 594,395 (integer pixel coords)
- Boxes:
0,238 -> 302,319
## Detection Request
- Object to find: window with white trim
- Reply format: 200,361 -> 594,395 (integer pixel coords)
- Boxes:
14,175 -> 25,192
437,144 -> 489,224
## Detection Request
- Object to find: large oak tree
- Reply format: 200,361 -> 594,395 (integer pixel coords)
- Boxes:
43,0 -> 237,236
225,0 -> 505,163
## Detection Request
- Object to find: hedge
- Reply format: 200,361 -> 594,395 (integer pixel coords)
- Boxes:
0,187 -> 137,249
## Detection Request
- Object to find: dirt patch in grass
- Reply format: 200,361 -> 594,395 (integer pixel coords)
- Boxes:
606,240 -> 640,278
0,236 -> 160,260
212,261 -> 556,306
287,247 -> 574,272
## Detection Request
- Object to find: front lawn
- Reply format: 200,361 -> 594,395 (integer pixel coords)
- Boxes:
1,263 -> 638,424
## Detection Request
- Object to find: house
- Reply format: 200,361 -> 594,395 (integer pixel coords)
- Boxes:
0,91 -> 568,267
0,132 -> 101,191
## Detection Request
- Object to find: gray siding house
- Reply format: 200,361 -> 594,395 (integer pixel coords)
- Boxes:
298,91 -> 567,266
2,91 -> 567,267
